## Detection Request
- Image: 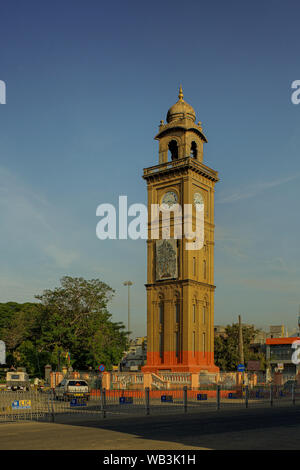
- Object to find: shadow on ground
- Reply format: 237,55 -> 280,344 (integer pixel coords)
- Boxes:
52,405 -> 300,450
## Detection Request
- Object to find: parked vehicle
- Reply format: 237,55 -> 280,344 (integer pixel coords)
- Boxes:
6,370 -> 30,391
54,379 -> 90,401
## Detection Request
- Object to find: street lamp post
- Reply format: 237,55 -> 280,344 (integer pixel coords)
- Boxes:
123,281 -> 133,343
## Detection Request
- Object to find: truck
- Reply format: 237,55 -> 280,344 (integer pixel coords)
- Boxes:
6,370 -> 30,391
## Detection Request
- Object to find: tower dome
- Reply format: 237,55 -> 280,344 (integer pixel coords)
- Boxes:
166,85 -> 196,123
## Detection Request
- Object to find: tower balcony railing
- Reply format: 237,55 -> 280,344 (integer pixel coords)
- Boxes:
143,156 -> 190,175
143,156 -> 218,181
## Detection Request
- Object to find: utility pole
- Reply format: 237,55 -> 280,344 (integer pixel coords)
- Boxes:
123,281 -> 133,344
238,315 -> 244,365
238,314 -> 245,385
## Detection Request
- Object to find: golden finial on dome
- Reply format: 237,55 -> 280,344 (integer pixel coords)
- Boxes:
178,84 -> 184,101
166,85 -> 196,123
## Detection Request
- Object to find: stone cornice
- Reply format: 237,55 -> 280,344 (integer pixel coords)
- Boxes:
143,157 -> 219,183
145,279 -> 216,290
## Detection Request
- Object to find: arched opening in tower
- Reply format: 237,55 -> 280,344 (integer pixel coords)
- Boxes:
168,140 -> 178,161
191,141 -> 198,159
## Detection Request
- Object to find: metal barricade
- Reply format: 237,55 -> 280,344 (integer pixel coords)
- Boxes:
1,382 -> 299,423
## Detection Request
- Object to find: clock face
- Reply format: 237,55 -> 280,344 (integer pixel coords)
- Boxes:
162,191 -> 178,207
193,192 -> 204,207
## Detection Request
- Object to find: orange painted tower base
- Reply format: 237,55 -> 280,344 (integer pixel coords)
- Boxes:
142,351 -> 219,374
142,87 -> 219,375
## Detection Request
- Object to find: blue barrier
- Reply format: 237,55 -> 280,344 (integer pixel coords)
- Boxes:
161,395 -> 173,403
255,390 -> 267,399
197,394 -> 208,401
70,398 -> 87,407
119,397 -> 133,404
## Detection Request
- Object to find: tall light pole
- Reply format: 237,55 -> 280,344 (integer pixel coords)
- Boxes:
123,281 -> 133,344
238,314 -> 245,385
238,315 -> 244,365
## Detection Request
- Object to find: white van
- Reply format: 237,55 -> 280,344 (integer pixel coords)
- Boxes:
54,378 -> 90,401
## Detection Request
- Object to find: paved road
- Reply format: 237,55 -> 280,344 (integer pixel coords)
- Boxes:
0,405 -> 300,450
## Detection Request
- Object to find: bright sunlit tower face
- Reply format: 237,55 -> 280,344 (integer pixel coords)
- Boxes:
142,87 -> 219,373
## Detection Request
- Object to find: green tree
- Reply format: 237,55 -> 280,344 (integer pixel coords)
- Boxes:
35,276 -> 128,371
214,323 -> 267,371
0,277 -> 128,375
0,302 -> 18,334
0,302 -> 43,370
1,303 -> 41,350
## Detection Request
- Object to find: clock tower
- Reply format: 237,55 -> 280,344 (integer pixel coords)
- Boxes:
142,87 -> 219,373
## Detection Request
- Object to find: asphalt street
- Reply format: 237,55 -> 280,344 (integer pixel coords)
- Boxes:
0,405 -> 300,450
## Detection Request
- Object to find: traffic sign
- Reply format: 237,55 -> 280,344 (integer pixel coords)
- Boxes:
197,394 -> 208,401
70,398 -> 87,407
161,395 -> 173,403
98,364 -> 105,372
237,364 -> 245,372
119,396 -> 133,404
11,400 -> 31,409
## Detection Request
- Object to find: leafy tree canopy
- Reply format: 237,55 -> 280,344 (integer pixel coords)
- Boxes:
0,277 -> 128,376
214,323 -> 267,372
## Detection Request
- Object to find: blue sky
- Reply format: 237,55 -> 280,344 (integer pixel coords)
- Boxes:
0,0 -> 300,336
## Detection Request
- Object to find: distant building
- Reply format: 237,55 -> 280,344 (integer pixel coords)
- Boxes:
266,337 -> 300,379
214,325 -> 227,338
268,325 -> 285,339
251,330 -> 267,345
289,328 -> 299,337
121,337 -> 147,371
249,329 -> 267,359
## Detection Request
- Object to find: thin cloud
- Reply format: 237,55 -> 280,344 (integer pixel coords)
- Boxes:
238,277 -> 300,294
217,174 -> 300,204
44,244 -> 78,269
0,165 -> 79,269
